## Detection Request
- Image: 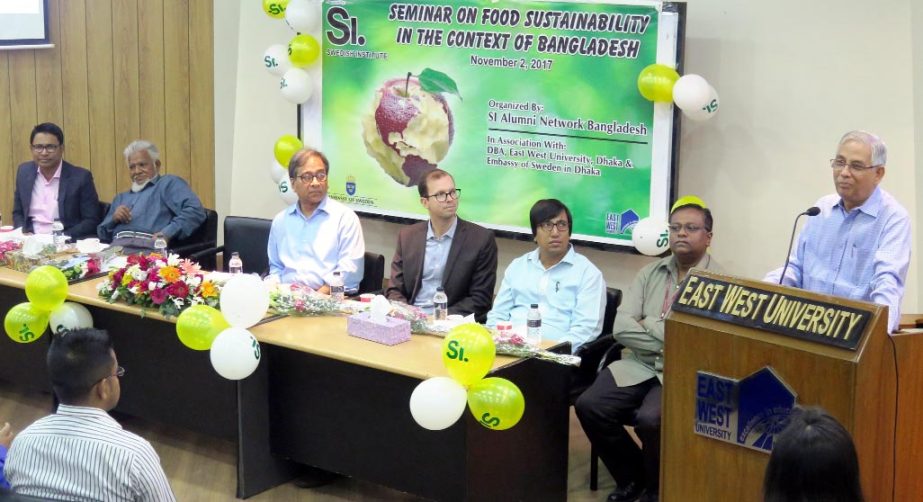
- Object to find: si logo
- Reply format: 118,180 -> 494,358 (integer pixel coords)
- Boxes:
19,325 -> 35,342
656,230 -> 668,248
445,340 -> 469,362
480,412 -> 501,428
251,338 -> 261,360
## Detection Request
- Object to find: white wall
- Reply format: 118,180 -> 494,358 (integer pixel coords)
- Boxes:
216,0 -> 922,315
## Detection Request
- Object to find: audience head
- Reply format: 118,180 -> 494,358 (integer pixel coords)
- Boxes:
763,406 -> 863,502
418,169 -> 459,221
30,123 -> 66,170
530,199 -> 573,262
47,328 -> 122,410
288,148 -> 330,210
668,195 -> 713,265
833,130 -> 886,211
123,140 -> 162,191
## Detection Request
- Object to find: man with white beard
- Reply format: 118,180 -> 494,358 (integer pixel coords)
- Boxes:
97,140 -> 205,244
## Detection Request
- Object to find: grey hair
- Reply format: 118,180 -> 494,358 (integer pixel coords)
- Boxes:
838,130 -> 887,166
287,148 -> 330,179
123,140 -> 160,163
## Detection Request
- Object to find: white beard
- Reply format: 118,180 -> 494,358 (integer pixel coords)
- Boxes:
130,175 -> 158,193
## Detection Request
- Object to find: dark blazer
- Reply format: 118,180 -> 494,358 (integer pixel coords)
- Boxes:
387,217 -> 498,322
13,161 -> 102,239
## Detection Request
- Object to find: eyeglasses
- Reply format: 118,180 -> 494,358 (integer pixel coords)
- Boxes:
830,158 -> 880,173
98,366 -> 125,384
668,223 -> 705,234
425,189 -> 460,202
31,144 -> 60,153
539,220 -> 569,232
294,172 -> 327,184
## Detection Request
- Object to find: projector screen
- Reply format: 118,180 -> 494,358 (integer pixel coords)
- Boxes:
301,0 -> 684,250
0,0 -> 51,49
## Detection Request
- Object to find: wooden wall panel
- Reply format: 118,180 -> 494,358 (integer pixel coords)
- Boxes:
111,0 -> 141,196
0,0 -> 215,216
59,0 -> 91,170
0,54 -> 13,226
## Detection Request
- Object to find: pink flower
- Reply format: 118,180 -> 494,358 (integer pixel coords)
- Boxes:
150,288 -> 168,305
179,259 -> 201,276
86,259 -> 100,275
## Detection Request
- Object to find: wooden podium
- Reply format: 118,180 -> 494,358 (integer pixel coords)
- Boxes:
660,270 -> 916,501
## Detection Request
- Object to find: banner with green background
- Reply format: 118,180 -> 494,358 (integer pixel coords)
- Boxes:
317,0 -> 666,247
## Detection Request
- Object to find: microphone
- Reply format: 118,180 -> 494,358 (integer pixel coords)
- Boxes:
778,207 -> 820,285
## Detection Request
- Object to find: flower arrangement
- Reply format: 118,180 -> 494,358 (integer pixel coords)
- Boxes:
61,257 -> 101,282
0,241 -> 22,266
97,253 -> 220,317
491,329 -> 582,366
270,284 -> 346,316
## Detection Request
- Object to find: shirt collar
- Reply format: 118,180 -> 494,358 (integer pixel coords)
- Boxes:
659,253 -> 711,278
55,404 -> 122,427
527,244 -> 576,270
36,161 -> 63,180
289,195 -> 330,219
427,217 -> 458,240
835,186 -> 882,217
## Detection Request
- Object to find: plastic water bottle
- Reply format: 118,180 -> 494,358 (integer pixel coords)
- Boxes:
527,303 -> 542,346
227,252 -> 243,274
330,271 -> 345,302
51,220 -> 64,251
153,237 -> 168,256
433,287 -> 448,321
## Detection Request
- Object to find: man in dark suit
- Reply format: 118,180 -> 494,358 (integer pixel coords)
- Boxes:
387,169 -> 498,322
13,123 -> 101,239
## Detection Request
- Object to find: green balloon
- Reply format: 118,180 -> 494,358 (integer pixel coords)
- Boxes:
467,377 -> 525,431
5,302 -> 49,344
442,323 -> 496,387
25,265 -> 69,312
176,305 -> 229,351
288,34 -> 320,68
274,134 -> 303,166
637,63 -> 680,103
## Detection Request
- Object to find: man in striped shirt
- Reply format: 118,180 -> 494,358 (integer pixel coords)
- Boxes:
6,328 -> 175,501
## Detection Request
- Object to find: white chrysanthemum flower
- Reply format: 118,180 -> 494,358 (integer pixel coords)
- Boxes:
148,282 -> 158,291
131,267 -> 147,281
172,297 -> 184,308
167,254 -> 181,266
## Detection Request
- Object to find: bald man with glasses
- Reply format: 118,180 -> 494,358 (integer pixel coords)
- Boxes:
387,169 -> 497,322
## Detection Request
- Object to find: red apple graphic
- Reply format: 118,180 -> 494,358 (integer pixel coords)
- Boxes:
362,70 -> 458,186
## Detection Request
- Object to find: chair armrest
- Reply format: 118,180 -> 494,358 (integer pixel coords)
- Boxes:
172,240 -> 217,258
188,244 -> 224,262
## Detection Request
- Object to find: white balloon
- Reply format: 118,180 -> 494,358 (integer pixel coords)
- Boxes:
632,217 -> 670,256
210,327 -> 260,380
671,74 -> 711,112
682,86 -> 720,122
49,302 -> 93,334
409,377 -> 468,431
220,274 -> 271,329
278,178 -> 298,205
270,159 -> 288,184
285,0 -> 320,33
263,44 -> 290,77
280,68 -> 314,104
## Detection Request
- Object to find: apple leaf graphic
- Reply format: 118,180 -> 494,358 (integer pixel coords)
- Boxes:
419,68 -> 462,100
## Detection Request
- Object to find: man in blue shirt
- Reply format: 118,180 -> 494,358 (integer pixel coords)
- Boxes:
765,130 -> 911,333
386,169 -> 497,321
267,148 -> 365,293
97,140 -> 206,244
486,199 -> 605,352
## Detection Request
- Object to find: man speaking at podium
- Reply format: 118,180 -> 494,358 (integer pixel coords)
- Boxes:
765,131 -> 910,333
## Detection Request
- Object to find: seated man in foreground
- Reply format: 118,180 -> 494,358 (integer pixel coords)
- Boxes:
386,169 -> 497,321
764,130 -> 910,333
575,197 -> 723,502
98,140 -> 206,244
486,199 -> 605,352
6,328 -> 175,501
267,148 -> 365,294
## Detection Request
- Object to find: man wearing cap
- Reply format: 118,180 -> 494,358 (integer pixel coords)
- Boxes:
764,130 -> 910,333
575,196 -> 723,502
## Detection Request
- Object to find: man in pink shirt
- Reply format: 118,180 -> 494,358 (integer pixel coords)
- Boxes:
13,123 -> 101,239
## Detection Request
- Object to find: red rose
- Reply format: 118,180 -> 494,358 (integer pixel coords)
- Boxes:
87,259 -> 100,275
150,287 -> 168,305
112,269 -> 125,286
167,281 -> 189,298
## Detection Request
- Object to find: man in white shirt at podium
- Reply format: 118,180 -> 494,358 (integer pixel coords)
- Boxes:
765,130 -> 911,333
576,196 -> 722,502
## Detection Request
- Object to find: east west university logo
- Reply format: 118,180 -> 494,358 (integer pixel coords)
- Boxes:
605,209 -> 639,235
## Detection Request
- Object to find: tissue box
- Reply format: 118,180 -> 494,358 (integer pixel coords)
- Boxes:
347,312 -> 411,346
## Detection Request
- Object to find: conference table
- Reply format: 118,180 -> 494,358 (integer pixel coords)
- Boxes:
0,268 -> 571,500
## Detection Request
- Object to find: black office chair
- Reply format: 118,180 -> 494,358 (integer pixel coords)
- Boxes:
189,216 -> 273,274
569,287 -> 623,491
170,208 -> 219,266
98,200 -> 111,221
357,251 -> 385,295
